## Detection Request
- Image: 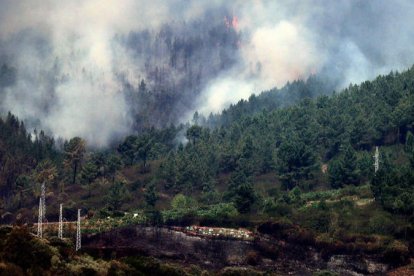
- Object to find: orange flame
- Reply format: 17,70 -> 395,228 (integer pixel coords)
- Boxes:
231,16 -> 239,30
224,15 -> 239,31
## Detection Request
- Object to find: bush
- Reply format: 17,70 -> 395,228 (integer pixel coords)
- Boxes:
162,209 -> 197,226
0,262 -> 24,276
65,254 -> 110,275
107,260 -> 134,275
273,202 -> 292,217
219,266 -> 263,275
383,240 -> 410,265
123,256 -> 186,276
299,207 -> 331,233
171,194 -> 196,210
368,213 -> 396,235
3,227 -> 58,271
245,251 -> 260,266
313,271 -> 338,276
198,203 -> 238,221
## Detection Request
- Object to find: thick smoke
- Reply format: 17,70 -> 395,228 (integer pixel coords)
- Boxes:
0,0 -> 215,146
195,0 -> 414,115
0,1 -> 413,146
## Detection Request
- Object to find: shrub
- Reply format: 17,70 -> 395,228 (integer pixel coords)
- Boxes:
123,256 -> 186,276
273,202 -> 292,217
3,227 -> 58,271
0,262 -> 24,276
368,213 -> 396,235
245,251 -> 260,266
219,266 -> 263,275
313,271 -> 338,276
383,240 -> 410,265
65,254 -> 110,275
198,203 -> 238,221
107,260 -> 134,275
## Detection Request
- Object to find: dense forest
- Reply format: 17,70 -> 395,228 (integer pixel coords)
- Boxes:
0,66 -> 414,274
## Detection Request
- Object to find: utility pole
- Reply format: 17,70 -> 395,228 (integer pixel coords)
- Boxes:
76,209 -> 81,251
374,146 -> 380,173
58,203 -> 63,239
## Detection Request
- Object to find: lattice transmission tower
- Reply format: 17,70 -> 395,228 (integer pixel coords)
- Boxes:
58,203 -> 63,239
373,146 -> 380,173
37,197 -> 43,237
76,209 -> 81,251
37,183 -> 46,238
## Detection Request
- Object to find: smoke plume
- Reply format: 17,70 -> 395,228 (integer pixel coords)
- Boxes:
0,1 -> 413,146
195,0 -> 414,115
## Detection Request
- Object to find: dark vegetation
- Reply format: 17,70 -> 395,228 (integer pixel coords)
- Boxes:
0,225 -> 211,275
0,66 -> 414,274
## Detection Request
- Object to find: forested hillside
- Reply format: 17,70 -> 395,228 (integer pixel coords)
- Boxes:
0,66 -> 414,274
0,65 -> 412,219
203,75 -> 335,127
150,67 -> 414,213
0,113 -> 57,198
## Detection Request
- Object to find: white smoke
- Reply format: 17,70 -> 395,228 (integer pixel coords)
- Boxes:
0,0 -> 214,146
1,0 -> 414,145
194,0 -> 414,116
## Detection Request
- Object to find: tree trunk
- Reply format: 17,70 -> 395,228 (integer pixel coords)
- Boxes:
18,190 -> 22,209
72,162 -> 78,184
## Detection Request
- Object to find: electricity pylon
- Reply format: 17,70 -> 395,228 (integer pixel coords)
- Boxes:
41,183 -> 46,218
37,197 -> 43,238
76,209 -> 81,251
373,146 -> 380,173
58,203 -> 63,239
37,183 -> 46,238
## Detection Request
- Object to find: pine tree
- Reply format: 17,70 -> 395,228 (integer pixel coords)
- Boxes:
63,137 -> 86,184
80,162 -> 99,197
341,144 -> 359,184
106,180 -> 128,211
227,168 -> 256,213
106,154 -> 122,183
186,125 -> 202,145
328,144 -> 359,188
144,183 -> 158,207
405,131 -> 414,167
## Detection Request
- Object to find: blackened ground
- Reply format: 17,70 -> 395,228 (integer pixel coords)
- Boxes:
82,225 -> 392,275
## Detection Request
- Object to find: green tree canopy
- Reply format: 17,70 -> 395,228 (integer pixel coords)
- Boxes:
63,137 -> 86,184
